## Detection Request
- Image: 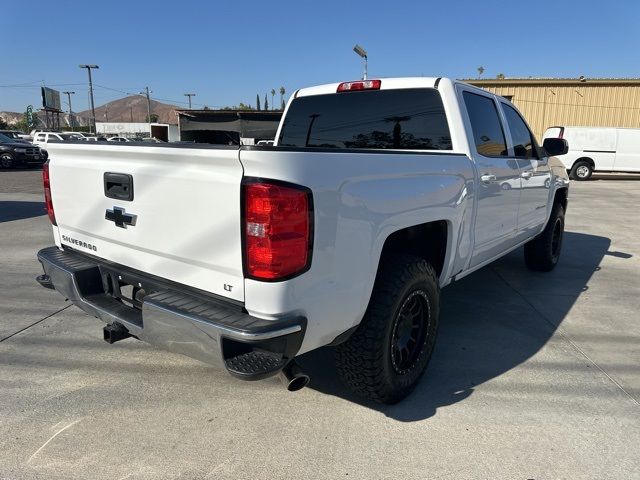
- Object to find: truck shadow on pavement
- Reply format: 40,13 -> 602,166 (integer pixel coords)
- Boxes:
0,201 -> 46,223
298,231 -> 615,422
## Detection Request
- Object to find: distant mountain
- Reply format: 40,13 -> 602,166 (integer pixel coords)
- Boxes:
0,95 -> 179,129
0,111 -> 23,125
78,96 -> 179,124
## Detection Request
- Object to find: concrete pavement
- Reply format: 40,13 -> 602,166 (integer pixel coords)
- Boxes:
0,170 -> 638,479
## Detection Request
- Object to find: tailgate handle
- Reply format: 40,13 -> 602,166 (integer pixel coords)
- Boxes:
104,172 -> 134,201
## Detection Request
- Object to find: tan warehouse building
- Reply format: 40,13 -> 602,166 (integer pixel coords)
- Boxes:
466,78 -> 640,140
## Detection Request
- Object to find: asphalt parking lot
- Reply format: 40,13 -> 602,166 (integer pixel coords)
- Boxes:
0,169 -> 638,480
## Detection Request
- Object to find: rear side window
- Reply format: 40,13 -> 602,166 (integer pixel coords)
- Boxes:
278,88 -> 452,150
463,91 -> 507,157
502,104 -> 539,159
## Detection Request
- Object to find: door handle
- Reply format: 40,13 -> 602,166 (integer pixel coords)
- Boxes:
481,174 -> 497,183
521,171 -> 533,179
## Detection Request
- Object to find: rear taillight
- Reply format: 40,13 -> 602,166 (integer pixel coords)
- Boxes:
42,161 -> 56,225
337,79 -> 381,92
243,179 -> 312,281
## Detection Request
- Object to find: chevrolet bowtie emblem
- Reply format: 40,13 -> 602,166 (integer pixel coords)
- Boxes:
105,206 -> 137,228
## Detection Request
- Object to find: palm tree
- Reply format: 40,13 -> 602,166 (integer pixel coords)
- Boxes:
496,73 -> 505,80
270,89 -> 276,111
477,66 -> 485,78
279,86 -> 285,110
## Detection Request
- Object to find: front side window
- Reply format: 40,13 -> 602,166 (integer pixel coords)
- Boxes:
463,91 -> 507,157
278,88 -> 452,150
502,104 -> 539,159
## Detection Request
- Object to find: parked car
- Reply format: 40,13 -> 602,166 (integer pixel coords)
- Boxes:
0,130 -> 30,144
256,140 -> 275,146
31,131 -> 65,148
543,126 -> 640,180
36,77 -> 569,403
78,136 -> 108,142
107,136 -> 131,142
0,133 -> 47,169
58,132 -> 85,141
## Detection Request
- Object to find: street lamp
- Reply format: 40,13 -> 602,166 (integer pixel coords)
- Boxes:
184,93 -> 196,109
63,91 -> 75,131
79,64 -> 99,134
353,44 -> 368,80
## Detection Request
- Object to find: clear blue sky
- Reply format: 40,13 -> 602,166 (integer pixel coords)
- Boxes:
1,0 -> 637,113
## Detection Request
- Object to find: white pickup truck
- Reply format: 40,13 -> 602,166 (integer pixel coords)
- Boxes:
36,77 -> 570,403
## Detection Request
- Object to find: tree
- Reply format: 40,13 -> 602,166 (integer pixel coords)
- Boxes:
14,109 -> 37,133
496,73 -> 505,80
477,66 -> 485,78
145,113 -> 159,122
203,105 -> 210,110
256,94 -> 261,111
270,89 -> 276,110
279,86 -> 285,110
0,117 -> 7,129
264,93 -> 269,111
221,103 -> 253,111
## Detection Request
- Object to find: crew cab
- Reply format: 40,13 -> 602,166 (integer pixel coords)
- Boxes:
36,78 -> 570,403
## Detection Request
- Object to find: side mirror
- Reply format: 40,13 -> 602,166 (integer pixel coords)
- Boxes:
543,138 -> 568,156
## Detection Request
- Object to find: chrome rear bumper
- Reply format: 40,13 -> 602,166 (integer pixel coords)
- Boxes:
37,246 -> 305,380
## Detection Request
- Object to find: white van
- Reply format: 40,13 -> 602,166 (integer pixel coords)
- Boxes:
543,126 -> 640,180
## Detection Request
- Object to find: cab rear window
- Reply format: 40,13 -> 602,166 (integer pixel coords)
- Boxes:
278,88 -> 452,150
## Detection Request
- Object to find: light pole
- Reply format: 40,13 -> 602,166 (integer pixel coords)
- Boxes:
184,93 -> 196,109
79,64 -> 99,134
353,44 -> 368,80
63,91 -> 75,131
140,87 -> 153,137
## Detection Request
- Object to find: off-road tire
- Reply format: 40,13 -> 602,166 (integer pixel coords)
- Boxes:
524,203 -> 565,272
570,160 -> 593,181
335,254 -> 439,404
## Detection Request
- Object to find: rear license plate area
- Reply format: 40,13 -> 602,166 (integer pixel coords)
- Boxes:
99,267 -> 148,310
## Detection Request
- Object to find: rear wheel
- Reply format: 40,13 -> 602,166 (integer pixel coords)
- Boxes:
0,153 -> 15,169
570,160 -> 593,181
335,254 -> 439,404
524,203 -> 565,272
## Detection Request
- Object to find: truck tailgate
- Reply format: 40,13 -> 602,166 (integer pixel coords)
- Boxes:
46,143 -> 245,302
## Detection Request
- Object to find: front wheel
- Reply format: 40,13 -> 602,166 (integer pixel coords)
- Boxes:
0,153 -> 15,169
570,160 -> 593,181
335,254 -> 439,404
524,203 -> 565,272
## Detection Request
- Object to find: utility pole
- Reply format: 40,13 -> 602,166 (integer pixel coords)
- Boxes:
79,64 -> 99,134
141,86 -> 152,137
63,91 -> 75,131
184,93 -> 195,109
